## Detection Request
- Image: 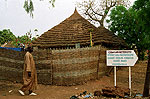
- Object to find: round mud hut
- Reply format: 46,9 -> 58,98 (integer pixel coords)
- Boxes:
30,9 -> 126,86
0,9 -> 127,86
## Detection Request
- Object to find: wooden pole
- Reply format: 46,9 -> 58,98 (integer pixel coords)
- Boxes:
97,46 -> 101,79
129,66 -> 131,96
114,66 -> 116,87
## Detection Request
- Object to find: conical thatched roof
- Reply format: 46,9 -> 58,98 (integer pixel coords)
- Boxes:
32,9 -> 126,48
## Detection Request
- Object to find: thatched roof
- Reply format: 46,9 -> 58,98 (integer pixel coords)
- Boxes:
32,9 -> 126,48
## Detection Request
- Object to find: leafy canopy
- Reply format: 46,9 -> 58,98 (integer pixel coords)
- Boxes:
133,0 -> 150,97
0,29 -> 36,47
108,6 -> 141,48
0,29 -> 16,45
108,5 -> 148,60
133,0 -> 150,49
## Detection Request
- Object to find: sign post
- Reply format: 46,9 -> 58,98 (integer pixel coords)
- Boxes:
114,66 -> 116,87
129,66 -> 131,96
107,50 -> 138,96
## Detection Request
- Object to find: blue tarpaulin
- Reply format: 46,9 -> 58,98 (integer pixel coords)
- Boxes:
0,47 -> 22,51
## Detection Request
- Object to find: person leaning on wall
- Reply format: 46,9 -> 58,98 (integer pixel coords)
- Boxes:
18,46 -> 38,96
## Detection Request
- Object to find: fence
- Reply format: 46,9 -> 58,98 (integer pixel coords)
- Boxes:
0,48 -> 51,84
0,45 -> 110,85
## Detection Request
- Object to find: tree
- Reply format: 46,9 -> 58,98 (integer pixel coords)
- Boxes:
107,6 -> 146,60
132,0 -> 150,97
108,0 -> 150,96
77,0 -> 130,27
23,0 -> 55,17
0,29 -> 16,45
12,30 -> 35,47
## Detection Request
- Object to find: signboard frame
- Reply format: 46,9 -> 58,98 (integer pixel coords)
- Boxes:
106,50 -> 138,96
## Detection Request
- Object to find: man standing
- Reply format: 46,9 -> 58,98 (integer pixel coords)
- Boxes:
18,46 -> 38,96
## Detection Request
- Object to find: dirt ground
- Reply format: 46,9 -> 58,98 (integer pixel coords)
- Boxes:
0,61 -> 147,99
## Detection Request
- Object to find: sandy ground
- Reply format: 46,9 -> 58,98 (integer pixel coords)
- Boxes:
0,61 -> 147,99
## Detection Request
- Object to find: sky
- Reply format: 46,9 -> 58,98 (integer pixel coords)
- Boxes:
0,0 -> 135,38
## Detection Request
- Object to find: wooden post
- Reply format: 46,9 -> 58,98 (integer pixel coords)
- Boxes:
129,66 -> 131,96
114,66 -> 116,87
97,46 -> 101,79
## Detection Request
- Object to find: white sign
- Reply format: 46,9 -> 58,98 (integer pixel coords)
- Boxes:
107,50 -> 138,66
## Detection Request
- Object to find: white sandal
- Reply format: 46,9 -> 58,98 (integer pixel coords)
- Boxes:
29,92 -> 37,96
18,90 -> 25,96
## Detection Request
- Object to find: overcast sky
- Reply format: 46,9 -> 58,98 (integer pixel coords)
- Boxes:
0,0 -> 135,37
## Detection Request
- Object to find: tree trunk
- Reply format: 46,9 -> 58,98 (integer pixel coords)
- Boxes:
99,20 -> 104,27
143,50 -> 150,97
137,49 -> 142,60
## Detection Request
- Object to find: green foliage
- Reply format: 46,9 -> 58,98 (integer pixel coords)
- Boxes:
108,6 -> 138,48
134,0 -> 150,96
19,35 -> 31,44
32,37 -> 37,41
49,0 -> 55,7
0,29 -> 36,48
105,10 -> 108,14
133,0 -> 150,50
24,0 -> 34,17
23,0 -> 55,17
12,34 -> 32,48
0,29 -> 16,45
133,0 -> 150,10
108,5 -> 148,60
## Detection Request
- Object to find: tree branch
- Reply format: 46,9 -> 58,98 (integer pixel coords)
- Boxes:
90,7 -> 103,16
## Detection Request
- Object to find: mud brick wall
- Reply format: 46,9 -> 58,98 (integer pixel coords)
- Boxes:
98,47 -> 111,77
0,48 -> 25,82
32,50 -> 52,85
0,48 -> 52,84
51,46 -> 108,85
0,45 -> 108,86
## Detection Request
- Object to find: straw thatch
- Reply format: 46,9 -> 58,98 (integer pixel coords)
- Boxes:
32,9 -> 126,48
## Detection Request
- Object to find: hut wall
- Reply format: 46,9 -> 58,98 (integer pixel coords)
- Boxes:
0,48 -> 52,84
0,48 -> 25,83
51,45 -> 108,85
0,45 -> 108,85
